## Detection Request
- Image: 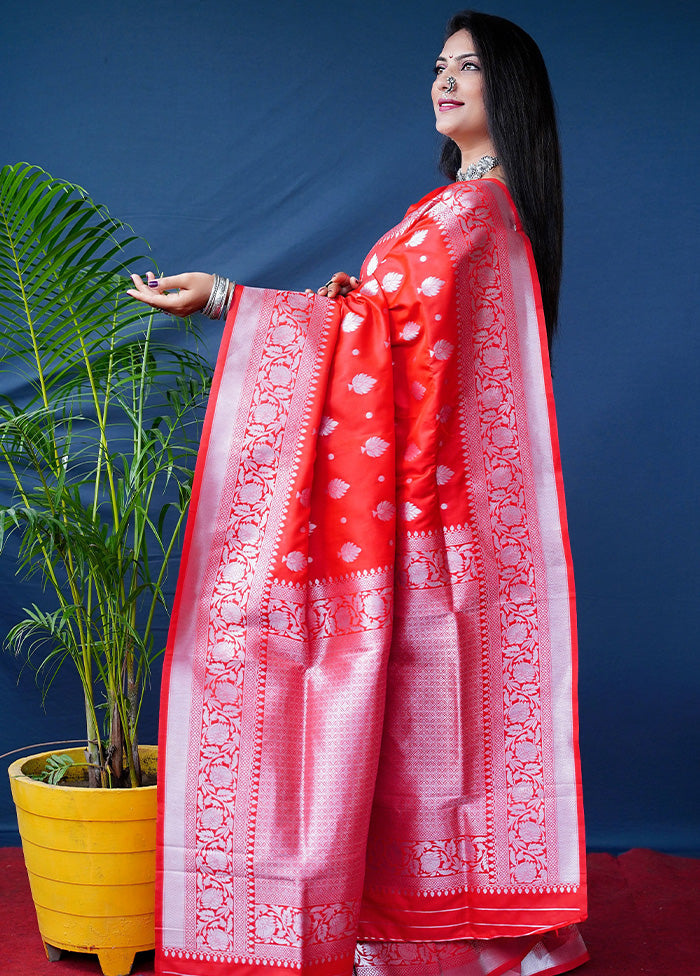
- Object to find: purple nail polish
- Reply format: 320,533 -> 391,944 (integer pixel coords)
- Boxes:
148,280 -> 159,288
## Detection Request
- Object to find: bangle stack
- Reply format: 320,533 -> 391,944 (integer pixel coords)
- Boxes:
202,274 -> 236,319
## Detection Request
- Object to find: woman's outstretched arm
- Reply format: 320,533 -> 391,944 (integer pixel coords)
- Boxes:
128,269 -> 359,315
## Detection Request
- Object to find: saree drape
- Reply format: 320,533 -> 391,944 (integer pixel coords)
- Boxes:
156,180 -> 587,976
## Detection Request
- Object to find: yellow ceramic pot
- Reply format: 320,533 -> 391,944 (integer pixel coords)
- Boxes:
8,746 -> 156,976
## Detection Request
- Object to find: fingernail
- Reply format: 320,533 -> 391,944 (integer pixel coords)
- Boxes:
148,280 -> 159,289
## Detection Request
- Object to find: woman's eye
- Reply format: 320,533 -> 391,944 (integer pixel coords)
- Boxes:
433,64 -> 444,75
461,61 -> 480,71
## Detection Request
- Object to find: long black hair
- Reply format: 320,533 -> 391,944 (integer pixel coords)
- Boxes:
439,11 -> 563,348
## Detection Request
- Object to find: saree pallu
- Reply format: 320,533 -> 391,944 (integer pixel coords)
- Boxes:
156,180 -> 587,976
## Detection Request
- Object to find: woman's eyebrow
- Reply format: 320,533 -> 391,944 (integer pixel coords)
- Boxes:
435,52 -> 479,63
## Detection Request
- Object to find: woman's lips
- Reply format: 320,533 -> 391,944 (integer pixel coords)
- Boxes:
438,99 -> 464,111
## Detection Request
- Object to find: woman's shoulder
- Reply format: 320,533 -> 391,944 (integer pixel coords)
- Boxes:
411,179 -> 520,235
407,179 -> 515,220
374,180 -> 518,257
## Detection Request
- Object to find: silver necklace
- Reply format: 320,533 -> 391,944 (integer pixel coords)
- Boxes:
456,155 -> 500,181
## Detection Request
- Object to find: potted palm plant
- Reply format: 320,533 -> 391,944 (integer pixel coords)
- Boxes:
1,162 -> 211,975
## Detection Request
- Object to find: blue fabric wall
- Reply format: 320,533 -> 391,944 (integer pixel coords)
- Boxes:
1,0 -> 698,853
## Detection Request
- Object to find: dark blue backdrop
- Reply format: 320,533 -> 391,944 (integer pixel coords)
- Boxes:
1,0 -> 698,854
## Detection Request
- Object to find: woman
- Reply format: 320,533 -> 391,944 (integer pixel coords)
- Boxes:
130,11 -> 587,976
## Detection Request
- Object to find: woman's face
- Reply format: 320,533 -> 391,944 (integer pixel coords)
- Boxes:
432,29 -> 493,159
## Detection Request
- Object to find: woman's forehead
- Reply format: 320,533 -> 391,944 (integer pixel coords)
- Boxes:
437,29 -> 475,60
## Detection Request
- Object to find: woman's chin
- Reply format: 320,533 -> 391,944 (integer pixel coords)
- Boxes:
435,119 -> 462,144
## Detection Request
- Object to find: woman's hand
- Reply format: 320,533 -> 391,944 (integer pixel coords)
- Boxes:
127,271 -> 214,317
305,272 -> 359,300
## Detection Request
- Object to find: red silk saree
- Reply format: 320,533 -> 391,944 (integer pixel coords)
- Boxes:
157,180 -> 587,976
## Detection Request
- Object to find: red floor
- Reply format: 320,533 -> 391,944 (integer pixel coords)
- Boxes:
1,847 -> 698,975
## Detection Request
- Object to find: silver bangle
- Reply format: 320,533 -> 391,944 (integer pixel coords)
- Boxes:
203,274 -> 235,319
202,274 -> 225,318
210,278 -> 226,318
223,282 -> 235,318
201,275 -> 218,317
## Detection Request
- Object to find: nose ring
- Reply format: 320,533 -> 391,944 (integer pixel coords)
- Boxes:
445,76 -> 456,94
